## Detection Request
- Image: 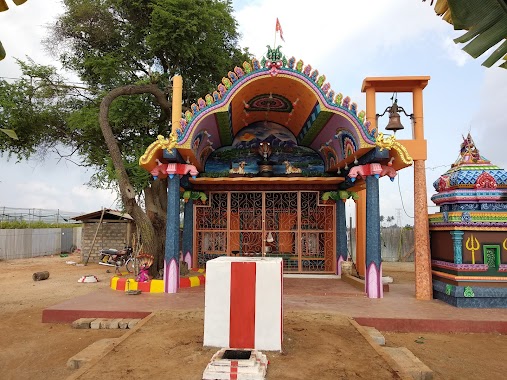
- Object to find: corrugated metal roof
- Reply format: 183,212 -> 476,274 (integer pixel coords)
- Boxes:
72,209 -> 133,221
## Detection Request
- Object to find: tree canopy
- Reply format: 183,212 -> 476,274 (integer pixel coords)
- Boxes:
0,0 -> 251,273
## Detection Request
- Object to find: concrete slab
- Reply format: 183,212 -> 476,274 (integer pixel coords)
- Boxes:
71,318 -> 96,329
90,318 -> 105,329
363,326 -> 386,346
127,319 -> 141,329
67,338 -> 119,369
107,318 -> 123,329
383,347 -> 433,380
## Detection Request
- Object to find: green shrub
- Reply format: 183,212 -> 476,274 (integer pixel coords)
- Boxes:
0,221 -> 82,229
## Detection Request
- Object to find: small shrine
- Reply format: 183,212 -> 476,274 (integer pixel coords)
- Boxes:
429,134 -> 507,307
138,44 -> 432,300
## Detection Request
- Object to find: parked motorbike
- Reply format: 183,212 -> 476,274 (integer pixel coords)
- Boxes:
98,246 -> 135,273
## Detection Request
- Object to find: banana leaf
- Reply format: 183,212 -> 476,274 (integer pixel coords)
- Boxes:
0,40 -> 5,60
429,0 -> 507,69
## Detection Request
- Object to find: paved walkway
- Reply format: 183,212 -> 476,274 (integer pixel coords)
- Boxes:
43,274 -> 507,333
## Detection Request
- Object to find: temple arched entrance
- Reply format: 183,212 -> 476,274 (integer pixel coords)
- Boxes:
139,47 -> 430,299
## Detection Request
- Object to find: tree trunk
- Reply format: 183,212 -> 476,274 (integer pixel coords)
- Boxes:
99,84 -> 172,276
33,271 -> 49,281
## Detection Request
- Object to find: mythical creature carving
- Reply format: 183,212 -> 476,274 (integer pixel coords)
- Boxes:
375,132 -> 413,165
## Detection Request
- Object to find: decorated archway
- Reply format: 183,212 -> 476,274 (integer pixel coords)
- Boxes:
139,46 -> 426,299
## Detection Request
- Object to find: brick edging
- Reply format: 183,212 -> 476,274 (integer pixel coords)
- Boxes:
66,312 -> 155,380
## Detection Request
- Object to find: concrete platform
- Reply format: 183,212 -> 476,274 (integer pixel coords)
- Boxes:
43,276 -> 507,333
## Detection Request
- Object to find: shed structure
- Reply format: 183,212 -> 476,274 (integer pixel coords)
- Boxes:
72,209 -> 135,263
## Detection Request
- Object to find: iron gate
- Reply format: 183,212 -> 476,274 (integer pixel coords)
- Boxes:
195,191 -> 335,273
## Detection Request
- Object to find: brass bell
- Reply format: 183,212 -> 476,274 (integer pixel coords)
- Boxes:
385,100 -> 405,133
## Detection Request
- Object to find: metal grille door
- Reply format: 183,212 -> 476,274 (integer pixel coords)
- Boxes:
195,191 -> 335,273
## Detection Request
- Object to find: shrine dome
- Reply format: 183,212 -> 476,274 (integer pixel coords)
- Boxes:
431,134 -> 507,211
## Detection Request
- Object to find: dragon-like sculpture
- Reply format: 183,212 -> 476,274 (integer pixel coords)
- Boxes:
375,132 -> 413,165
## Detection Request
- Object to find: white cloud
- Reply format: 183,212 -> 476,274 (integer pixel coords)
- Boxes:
0,2 -> 65,77
441,37 -> 470,66
473,68 -> 507,170
70,185 -> 118,208
235,0 -> 446,69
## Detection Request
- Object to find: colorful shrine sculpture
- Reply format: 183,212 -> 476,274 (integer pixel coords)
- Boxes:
135,254 -> 154,283
429,134 -> 507,307
138,46 -> 429,299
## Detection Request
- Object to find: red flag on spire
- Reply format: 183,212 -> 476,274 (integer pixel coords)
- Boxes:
275,18 -> 285,42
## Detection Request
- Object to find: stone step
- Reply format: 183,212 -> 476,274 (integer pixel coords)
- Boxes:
382,347 -> 433,380
67,338 -> 119,369
363,326 -> 386,346
71,317 -> 141,329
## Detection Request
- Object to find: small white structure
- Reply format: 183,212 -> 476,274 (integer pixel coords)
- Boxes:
77,275 -> 99,283
204,257 -> 283,351
202,348 -> 268,380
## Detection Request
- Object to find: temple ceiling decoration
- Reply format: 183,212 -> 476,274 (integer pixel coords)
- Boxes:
141,46 -> 380,173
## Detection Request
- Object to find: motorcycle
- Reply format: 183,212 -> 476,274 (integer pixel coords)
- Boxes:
98,246 -> 135,273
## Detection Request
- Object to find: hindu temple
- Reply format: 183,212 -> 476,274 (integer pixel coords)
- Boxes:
429,134 -> 507,307
139,46 -> 433,300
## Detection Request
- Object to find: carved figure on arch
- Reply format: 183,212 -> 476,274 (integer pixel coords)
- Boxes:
229,161 -> 247,175
283,160 -> 302,174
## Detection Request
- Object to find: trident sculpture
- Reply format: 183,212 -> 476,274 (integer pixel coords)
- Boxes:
465,234 -> 480,264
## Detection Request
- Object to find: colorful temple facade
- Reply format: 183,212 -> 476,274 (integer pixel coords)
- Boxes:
429,134 -> 507,307
139,47 -> 432,300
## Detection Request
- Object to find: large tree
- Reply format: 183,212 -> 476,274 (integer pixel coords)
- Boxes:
0,0 -> 250,275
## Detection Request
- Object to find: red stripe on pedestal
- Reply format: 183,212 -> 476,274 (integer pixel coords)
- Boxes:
229,262 -> 256,348
116,278 -> 126,291
137,281 -> 151,292
230,362 -> 238,380
180,277 -> 190,288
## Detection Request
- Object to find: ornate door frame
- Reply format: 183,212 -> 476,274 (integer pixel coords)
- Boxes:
195,190 -> 335,273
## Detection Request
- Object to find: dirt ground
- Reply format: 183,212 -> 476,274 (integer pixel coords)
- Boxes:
1,255 -> 506,380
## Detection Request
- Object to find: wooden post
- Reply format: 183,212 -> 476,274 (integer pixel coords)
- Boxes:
33,271 -> 49,281
84,208 -> 106,265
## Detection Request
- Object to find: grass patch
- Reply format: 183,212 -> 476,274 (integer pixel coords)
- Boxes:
0,221 -> 83,229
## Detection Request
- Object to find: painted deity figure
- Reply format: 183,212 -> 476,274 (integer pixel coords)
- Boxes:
135,254 -> 154,283
258,142 -> 272,161
459,133 -> 481,163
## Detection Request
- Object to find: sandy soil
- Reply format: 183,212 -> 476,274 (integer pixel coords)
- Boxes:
79,311 -> 400,380
0,255 -> 505,380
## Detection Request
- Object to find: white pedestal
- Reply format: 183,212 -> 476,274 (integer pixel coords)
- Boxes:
203,257 -> 283,351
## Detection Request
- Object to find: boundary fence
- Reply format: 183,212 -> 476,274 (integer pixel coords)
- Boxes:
0,227 -> 82,260
0,207 -> 83,225
348,226 -> 415,263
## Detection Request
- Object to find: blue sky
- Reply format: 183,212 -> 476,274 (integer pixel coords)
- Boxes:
1,0 -> 506,225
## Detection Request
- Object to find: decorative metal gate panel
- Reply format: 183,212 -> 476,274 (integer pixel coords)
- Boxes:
230,192 -> 263,255
300,192 -> 335,272
195,191 -> 335,273
195,193 -> 228,267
